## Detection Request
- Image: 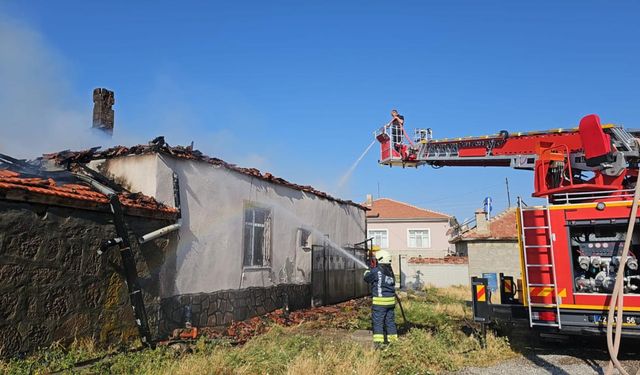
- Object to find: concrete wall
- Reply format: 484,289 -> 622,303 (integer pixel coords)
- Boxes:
368,220 -> 453,270
102,154 -> 366,331
398,258 -> 469,289
0,200 -> 175,357
466,240 -> 521,281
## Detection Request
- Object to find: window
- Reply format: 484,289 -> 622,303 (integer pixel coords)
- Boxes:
298,228 -> 312,250
368,229 -> 388,248
243,204 -> 272,267
408,229 -> 430,248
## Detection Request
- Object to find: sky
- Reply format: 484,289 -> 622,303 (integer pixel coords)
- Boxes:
1,1 -> 639,221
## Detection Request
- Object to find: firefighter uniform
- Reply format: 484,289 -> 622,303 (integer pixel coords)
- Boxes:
364,250 -> 397,344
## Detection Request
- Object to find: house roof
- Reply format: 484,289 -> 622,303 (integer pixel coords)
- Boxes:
0,168 -> 177,219
365,198 -> 450,220
44,137 -> 366,211
455,208 -> 518,241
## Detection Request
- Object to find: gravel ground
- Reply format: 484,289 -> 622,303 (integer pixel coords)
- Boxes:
455,332 -> 640,375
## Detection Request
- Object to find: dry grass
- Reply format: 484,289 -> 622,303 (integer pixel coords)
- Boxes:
1,285 -> 517,375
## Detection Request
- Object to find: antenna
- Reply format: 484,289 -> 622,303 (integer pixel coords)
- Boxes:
505,177 -> 512,208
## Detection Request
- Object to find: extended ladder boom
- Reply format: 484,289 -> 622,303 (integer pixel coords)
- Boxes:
375,115 -> 639,197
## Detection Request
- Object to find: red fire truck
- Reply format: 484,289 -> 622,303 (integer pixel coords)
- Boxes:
375,114 -> 640,336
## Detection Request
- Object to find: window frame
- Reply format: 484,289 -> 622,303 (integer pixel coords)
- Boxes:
242,202 -> 272,269
367,228 -> 389,249
407,228 -> 431,249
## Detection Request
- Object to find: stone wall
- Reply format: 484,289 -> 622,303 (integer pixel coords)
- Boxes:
0,200 -> 175,357
467,240 -> 521,281
158,284 -> 311,334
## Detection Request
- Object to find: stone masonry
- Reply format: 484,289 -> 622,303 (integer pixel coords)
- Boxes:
0,200 -> 175,357
158,284 -> 311,335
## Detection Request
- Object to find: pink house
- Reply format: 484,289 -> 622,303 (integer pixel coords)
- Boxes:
364,196 -> 455,270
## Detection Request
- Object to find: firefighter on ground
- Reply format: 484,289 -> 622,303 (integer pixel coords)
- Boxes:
364,249 -> 398,345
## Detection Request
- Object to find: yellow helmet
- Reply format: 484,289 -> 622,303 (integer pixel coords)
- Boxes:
371,245 -> 381,252
375,249 -> 392,265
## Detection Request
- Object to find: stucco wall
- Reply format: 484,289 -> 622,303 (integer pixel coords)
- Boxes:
102,154 -> 366,298
466,240 -> 521,281
398,257 -> 469,289
367,220 -> 453,270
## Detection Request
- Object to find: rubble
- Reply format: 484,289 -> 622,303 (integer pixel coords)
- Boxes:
198,298 -> 369,344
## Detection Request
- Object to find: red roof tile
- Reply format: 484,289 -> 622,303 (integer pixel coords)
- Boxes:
365,198 -> 450,220
459,208 -> 517,240
408,256 -> 468,264
44,138 -> 366,211
0,168 -> 177,217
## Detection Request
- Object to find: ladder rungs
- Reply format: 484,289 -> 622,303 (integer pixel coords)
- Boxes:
529,302 -> 558,307
527,264 -> 553,267
525,245 -> 551,248
523,226 -> 550,229
531,322 -> 560,327
528,283 -> 555,287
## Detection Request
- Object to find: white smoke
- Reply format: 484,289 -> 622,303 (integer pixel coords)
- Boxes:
0,15 -> 273,171
0,16 -> 116,159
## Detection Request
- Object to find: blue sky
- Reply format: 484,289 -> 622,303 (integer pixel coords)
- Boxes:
1,1 -> 639,221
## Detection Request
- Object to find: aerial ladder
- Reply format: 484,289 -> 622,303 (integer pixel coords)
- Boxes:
375,114 -> 640,341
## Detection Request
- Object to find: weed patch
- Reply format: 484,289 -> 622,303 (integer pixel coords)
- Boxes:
1,286 -> 517,374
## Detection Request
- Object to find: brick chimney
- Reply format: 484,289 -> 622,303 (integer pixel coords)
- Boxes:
92,88 -> 115,136
475,208 -> 490,235
365,194 -> 373,207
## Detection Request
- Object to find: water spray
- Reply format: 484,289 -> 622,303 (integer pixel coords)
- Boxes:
337,139 -> 377,191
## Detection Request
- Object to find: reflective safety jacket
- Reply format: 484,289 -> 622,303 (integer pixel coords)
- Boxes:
363,267 -> 396,306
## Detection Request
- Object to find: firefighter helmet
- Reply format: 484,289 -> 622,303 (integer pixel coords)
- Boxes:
376,250 -> 392,264
371,245 -> 381,252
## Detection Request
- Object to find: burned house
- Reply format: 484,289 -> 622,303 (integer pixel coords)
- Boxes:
47,138 -> 369,335
0,156 -> 178,357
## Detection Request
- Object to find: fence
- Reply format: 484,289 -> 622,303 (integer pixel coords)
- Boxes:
311,243 -> 369,306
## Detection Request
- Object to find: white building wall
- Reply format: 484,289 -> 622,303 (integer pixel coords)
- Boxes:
399,258 -> 470,289
102,154 -> 366,298
367,220 -> 453,270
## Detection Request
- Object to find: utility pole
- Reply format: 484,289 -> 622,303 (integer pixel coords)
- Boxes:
505,177 -> 512,208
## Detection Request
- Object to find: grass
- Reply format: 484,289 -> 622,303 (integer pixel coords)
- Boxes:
0,285 -> 517,375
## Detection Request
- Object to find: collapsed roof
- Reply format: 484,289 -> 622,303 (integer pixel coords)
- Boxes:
44,137 -> 367,210
0,153 -> 177,219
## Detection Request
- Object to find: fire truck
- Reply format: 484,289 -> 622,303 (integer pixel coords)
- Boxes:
375,114 -> 640,336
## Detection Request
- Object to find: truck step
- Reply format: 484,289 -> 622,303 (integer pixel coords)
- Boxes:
527,264 -> 553,267
528,283 -> 555,287
531,322 -> 560,327
523,226 -> 550,229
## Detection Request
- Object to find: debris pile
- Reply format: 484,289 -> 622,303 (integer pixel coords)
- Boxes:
44,137 -> 365,209
199,298 -> 369,344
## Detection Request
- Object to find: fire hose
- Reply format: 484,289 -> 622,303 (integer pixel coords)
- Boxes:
605,139 -> 640,375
